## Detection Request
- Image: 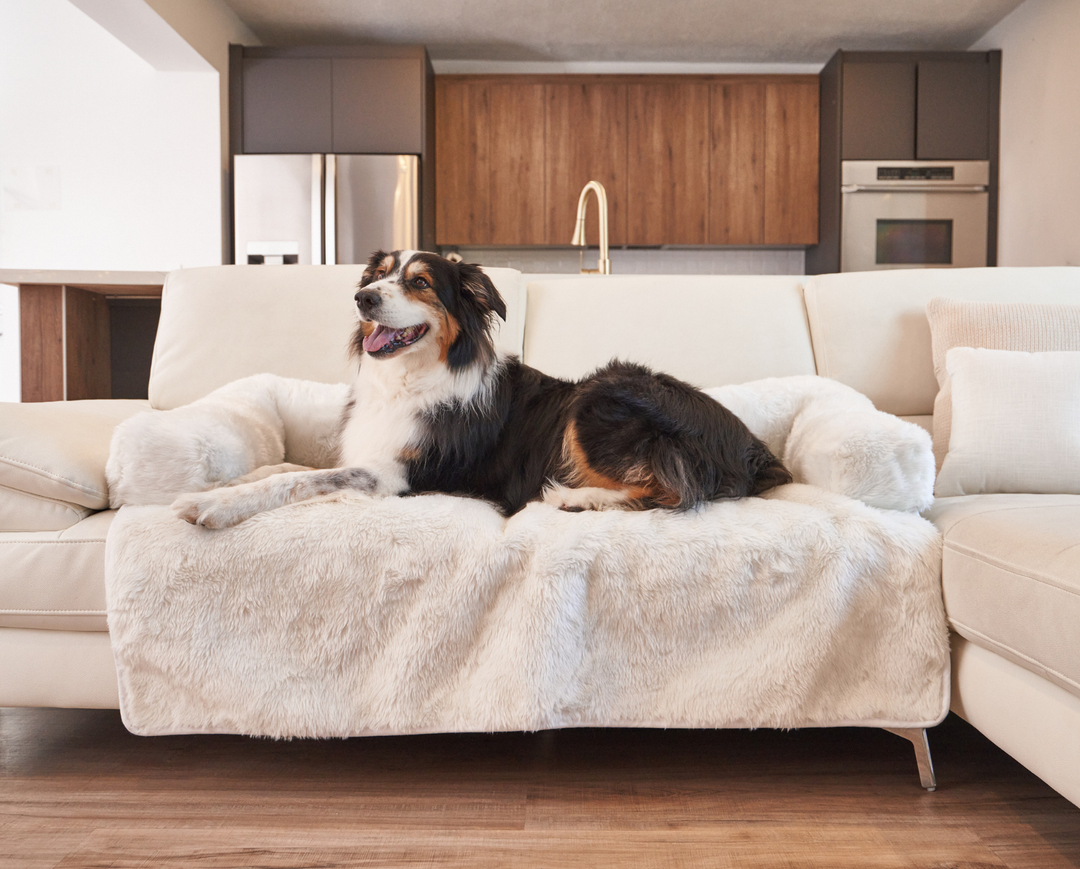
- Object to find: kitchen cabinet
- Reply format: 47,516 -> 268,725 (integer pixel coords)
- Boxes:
237,48 -> 429,155
488,83 -> 547,245
839,53 -> 996,161
627,81 -> 711,246
434,79 -> 492,245
545,82 -> 628,246
435,74 -> 819,248
241,58 -> 334,154
764,81 -> 820,245
709,81 -> 819,246
331,58 -> 427,154
840,62 -> 915,160
916,60 -> 991,160
709,82 -> 765,245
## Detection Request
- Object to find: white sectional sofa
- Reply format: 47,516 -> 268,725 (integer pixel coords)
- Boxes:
1,264 -> 1077,806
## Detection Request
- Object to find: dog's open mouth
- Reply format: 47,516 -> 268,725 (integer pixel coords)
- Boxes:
363,323 -> 429,357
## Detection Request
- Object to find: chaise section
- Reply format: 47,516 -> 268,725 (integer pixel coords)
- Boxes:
927,494 -> 1080,700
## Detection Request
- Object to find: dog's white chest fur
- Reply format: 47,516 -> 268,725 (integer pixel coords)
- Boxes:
340,353 -> 491,494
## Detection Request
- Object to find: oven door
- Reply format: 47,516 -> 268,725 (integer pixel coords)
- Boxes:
840,161 -> 989,272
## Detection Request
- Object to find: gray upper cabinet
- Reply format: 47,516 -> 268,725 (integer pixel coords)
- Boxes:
841,62 -> 915,160
235,47 -> 430,156
242,58 -> 333,154
332,58 -> 425,153
916,60 -> 991,160
839,54 -> 994,161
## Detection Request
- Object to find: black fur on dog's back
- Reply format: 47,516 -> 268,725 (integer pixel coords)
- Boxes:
568,361 -> 791,509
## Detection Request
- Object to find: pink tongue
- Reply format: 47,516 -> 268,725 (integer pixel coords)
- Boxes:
363,324 -> 397,353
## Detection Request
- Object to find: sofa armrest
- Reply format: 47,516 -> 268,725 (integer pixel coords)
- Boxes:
0,399 -> 152,530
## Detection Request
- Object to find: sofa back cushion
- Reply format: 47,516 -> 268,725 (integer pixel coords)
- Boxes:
148,265 -> 525,410
522,276 -> 815,387
802,267 -> 1080,418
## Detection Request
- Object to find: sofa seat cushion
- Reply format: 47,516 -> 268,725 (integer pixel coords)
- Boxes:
0,510 -> 114,631
0,399 -> 151,529
928,494 -> 1080,700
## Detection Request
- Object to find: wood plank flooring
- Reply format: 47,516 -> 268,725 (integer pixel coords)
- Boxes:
1,709 -> 1077,868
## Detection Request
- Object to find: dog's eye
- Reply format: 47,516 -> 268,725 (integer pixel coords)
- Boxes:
413,277 -> 429,289
374,270 -> 386,280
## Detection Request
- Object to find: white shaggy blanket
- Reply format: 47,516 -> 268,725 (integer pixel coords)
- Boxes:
104,375 -> 949,737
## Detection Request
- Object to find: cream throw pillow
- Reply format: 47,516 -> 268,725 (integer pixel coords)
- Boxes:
935,348 -> 1080,496
927,298 -> 1080,477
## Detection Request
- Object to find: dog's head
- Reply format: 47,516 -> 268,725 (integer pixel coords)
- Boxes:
352,250 -> 506,370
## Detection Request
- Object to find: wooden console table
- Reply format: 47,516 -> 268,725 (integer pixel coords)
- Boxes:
0,270 -> 166,402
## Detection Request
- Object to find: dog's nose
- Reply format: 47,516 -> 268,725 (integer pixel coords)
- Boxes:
355,289 -> 381,316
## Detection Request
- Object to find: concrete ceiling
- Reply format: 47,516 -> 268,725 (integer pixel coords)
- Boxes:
217,0 -> 1024,64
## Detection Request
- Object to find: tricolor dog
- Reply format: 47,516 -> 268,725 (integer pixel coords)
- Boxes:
173,250 -> 791,528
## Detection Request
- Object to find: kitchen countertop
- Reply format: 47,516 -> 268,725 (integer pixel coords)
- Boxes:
0,269 -> 168,288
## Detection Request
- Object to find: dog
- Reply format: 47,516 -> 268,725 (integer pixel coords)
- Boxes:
173,250 -> 791,528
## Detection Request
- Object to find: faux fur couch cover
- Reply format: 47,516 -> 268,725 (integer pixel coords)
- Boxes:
104,374 -> 949,737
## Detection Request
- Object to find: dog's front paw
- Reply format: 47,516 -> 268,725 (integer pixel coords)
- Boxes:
172,489 -> 256,529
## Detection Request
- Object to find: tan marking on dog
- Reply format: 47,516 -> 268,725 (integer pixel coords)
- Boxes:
435,311 -> 461,362
562,422 -> 672,504
359,321 -> 376,338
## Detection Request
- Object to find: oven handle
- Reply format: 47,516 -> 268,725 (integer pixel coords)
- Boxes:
842,184 -> 988,193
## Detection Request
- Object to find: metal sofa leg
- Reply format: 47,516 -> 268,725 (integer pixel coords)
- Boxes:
885,727 -> 936,790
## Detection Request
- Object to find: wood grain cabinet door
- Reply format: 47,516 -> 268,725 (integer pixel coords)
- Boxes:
763,80 -> 819,245
545,82 -> 628,246
627,81 -> 711,246
435,79 -> 547,245
487,82 -> 547,245
435,78 -> 493,245
709,82 -> 766,245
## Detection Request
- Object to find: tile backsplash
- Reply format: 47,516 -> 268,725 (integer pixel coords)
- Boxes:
446,247 -> 805,275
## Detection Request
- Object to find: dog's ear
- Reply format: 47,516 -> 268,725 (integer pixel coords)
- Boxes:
458,262 -> 507,322
360,250 -> 390,286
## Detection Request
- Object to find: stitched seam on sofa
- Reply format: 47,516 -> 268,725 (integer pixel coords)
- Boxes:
947,502 -> 1080,528
0,487 -> 88,521
0,456 -> 105,500
949,618 -> 1080,694
944,539 -> 1080,597
0,609 -> 106,615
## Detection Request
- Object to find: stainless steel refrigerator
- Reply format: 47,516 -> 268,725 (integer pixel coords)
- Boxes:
233,153 -> 419,265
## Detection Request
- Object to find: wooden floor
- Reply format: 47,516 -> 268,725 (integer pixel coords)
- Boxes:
1,709 -> 1077,868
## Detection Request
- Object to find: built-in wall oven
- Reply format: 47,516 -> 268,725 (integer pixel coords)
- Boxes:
840,160 -> 990,272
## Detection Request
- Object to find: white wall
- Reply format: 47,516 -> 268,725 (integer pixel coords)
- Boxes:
0,0 -> 225,400
0,0 -> 221,271
973,0 -> 1080,266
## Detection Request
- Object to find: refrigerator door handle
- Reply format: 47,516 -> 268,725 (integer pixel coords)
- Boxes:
310,154 -> 324,265
324,153 -> 337,266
